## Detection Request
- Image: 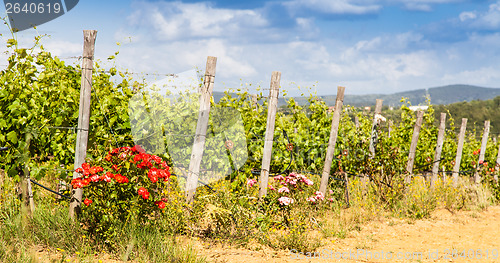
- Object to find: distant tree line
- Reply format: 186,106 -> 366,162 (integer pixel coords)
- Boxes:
433,96 -> 500,137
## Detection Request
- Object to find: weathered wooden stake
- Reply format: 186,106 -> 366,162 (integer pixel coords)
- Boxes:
431,113 -> 446,188
354,116 -> 360,129
475,120 -> 490,183
70,30 -> 97,219
258,72 -> 281,198
452,118 -> 467,187
369,99 -> 383,158
405,111 -> 424,183
319,86 -> 346,195
26,169 -> 35,214
251,94 -> 258,111
185,56 -> 217,202
363,99 -> 383,187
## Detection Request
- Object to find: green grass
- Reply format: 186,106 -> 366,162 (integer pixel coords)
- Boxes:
0,177 -> 205,263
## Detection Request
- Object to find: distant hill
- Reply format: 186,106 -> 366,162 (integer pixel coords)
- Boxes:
286,85 -> 500,107
213,84 -> 500,107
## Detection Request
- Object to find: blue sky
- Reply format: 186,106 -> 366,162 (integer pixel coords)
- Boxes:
2,0 -> 500,96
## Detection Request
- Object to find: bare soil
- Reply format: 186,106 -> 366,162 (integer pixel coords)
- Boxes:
191,206 -> 500,263
36,206 -> 500,262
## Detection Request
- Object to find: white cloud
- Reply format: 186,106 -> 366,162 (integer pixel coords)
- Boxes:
459,11 -> 476,22
392,0 -> 462,11
37,0 -> 500,97
442,67 -> 500,85
457,1 -> 500,30
127,1 -> 268,41
473,1 -> 500,29
42,40 -> 82,57
286,0 -> 381,15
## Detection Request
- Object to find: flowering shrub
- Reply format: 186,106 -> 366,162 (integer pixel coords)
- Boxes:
72,145 -> 172,242
269,172 -> 325,206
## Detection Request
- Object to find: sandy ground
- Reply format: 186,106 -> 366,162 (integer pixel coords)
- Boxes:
192,206 -> 500,263
33,206 -> 500,262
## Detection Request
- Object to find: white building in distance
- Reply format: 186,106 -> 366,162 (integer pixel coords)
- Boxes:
408,105 -> 429,111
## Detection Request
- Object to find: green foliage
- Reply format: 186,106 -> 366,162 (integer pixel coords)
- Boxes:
434,95 -> 500,135
0,35 -> 136,181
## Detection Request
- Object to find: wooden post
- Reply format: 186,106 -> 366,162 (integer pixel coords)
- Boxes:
26,170 -> 35,214
369,99 -> 383,158
452,118 -> 467,187
494,141 -> 500,183
431,113 -> 446,188
344,172 -> 350,207
354,116 -> 360,129
259,72 -> 281,198
251,94 -> 258,111
20,132 -> 34,217
69,30 -> 97,219
185,56 -> 217,202
475,120 -> 490,183
319,86 -> 346,195
405,111 -> 424,183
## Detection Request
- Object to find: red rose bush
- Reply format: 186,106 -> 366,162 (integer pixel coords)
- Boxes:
73,145 -> 172,241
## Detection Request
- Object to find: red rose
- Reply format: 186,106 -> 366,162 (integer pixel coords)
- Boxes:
137,160 -> 152,169
115,174 -> 129,184
155,200 -> 166,209
82,163 -> 90,170
151,155 -> 162,164
132,145 -> 145,153
142,191 -> 149,200
148,168 -> 159,183
82,178 -> 91,186
110,147 -> 120,155
90,174 -> 100,182
84,198 -> 93,206
103,172 -> 114,182
71,178 -> 84,189
138,187 -> 147,196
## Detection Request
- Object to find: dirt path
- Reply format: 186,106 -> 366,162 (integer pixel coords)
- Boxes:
193,206 -> 500,263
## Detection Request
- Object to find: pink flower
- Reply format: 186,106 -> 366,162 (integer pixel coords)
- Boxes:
328,198 -> 334,202
274,175 -> 285,181
296,173 -> 307,181
278,187 -> 290,193
278,196 -> 294,206
268,184 -> 275,191
247,179 -> 258,187
306,196 -> 316,203
303,178 -> 314,186
315,191 -> 325,201
329,190 -> 334,195
287,178 -> 297,185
